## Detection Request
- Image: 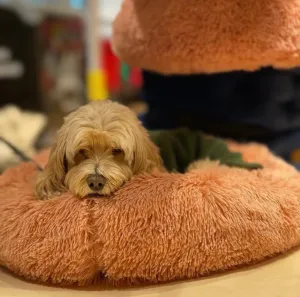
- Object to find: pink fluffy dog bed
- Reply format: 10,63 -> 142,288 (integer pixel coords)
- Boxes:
1,143 -> 300,286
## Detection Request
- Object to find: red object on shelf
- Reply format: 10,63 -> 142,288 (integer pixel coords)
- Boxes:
100,39 -> 142,92
101,39 -> 120,92
130,67 -> 142,87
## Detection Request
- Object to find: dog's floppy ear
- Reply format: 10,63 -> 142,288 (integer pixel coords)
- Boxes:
132,125 -> 163,174
35,130 -> 68,199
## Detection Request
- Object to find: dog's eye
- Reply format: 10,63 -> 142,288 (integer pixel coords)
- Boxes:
112,148 -> 123,156
74,149 -> 88,164
79,149 -> 88,159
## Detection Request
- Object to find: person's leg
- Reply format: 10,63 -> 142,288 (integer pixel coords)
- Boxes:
140,68 -> 300,164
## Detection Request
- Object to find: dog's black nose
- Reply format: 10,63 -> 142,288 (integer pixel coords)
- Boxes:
87,174 -> 106,191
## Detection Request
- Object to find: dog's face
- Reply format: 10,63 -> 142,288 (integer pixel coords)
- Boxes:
36,101 -> 162,199
65,129 -> 134,197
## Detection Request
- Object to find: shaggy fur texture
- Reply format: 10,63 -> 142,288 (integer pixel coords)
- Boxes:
112,0 -> 300,74
1,143 -> 300,285
35,101 -> 162,199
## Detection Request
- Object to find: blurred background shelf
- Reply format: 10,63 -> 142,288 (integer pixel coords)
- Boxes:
0,0 -> 145,171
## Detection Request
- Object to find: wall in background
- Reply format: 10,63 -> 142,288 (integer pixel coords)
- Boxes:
100,0 -> 122,37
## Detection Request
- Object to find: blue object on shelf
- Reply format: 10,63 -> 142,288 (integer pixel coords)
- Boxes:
70,0 -> 84,9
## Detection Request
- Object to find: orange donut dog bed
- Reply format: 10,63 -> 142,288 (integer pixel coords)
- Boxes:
1,143 -> 300,286
113,0 -> 300,74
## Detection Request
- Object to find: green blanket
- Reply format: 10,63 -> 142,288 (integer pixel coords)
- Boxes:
149,128 -> 262,173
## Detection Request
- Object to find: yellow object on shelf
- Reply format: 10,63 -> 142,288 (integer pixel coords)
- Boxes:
87,69 -> 108,101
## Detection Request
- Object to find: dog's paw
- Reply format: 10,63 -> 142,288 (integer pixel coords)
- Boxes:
35,183 -> 63,201
37,191 -> 62,201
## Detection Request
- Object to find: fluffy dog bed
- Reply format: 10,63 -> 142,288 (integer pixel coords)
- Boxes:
1,142 -> 300,286
112,0 -> 300,74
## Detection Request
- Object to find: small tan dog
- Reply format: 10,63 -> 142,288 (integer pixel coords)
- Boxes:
36,100 -> 163,200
